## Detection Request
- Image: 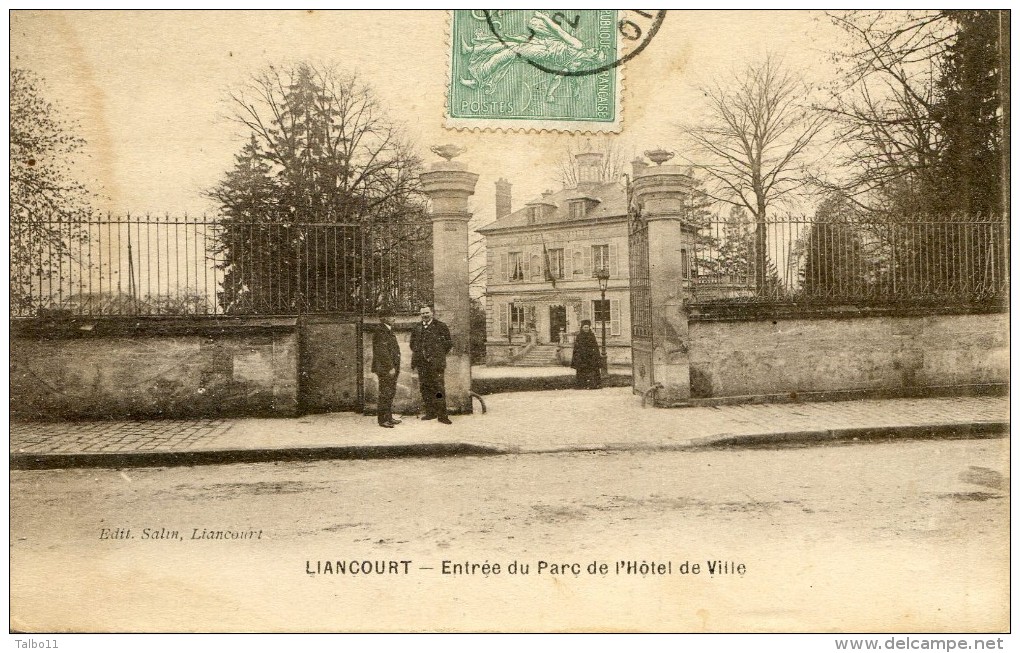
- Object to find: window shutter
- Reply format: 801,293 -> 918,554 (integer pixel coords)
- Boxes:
581,300 -> 591,323
527,305 -> 536,328
531,253 -> 542,279
499,252 -> 508,282
609,243 -> 619,277
610,299 -> 621,336
584,245 -> 592,277
499,303 -> 508,336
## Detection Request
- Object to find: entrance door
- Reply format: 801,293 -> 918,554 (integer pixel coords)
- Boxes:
549,305 -> 567,342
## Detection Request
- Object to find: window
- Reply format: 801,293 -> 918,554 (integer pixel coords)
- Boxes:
680,248 -> 690,280
589,299 -> 621,336
569,201 -> 585,220
510,304 -> 527,331
527,206 -> 539,224
548,248 -> 564,279
508,252 -> 524,281
592,244 -> 610,275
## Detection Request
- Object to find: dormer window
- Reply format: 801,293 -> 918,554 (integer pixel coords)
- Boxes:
569,200 -> 586,220
527,206 -> 539,224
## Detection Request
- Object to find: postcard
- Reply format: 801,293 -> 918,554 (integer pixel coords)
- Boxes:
9,9 -> 1010,635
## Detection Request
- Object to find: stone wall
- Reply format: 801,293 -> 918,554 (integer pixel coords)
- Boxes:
362,318 -> 424,416
630,340 -> 655,395
10,318 -> 299,419
484,341 -> 526,366
482,341 -> 632,367
688,311 -> 1009,400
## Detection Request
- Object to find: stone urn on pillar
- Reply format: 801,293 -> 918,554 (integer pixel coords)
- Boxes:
630,149 -> 697,406
419,145 -> 479,413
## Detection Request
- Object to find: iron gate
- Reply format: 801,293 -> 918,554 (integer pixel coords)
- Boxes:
628,203 -> 654,392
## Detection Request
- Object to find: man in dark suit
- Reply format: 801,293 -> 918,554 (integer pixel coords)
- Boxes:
409,305 -> 454,424
372,316 -> 402,428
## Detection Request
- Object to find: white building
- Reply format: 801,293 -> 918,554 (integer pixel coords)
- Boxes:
478,151 -> 634,366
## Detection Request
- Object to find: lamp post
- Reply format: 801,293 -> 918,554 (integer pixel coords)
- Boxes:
594,267 -> 610,372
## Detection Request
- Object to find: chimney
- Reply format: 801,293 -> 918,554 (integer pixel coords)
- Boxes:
495,178 -> 512,220
632,156 -> 649,178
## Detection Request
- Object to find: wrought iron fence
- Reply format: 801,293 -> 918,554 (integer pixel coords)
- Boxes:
10,215 -> 433,318
690,217 -> 1009,307
628,216 -> 652,339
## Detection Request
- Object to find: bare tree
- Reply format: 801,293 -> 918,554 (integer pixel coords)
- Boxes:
557,137 -> 627,188
821,11 -> 955,215
820,11 -> 1008,301
823,11 -> 1007,218
467,222 -> 487,297
679,56 -> 826,291
10,68 -> 96,315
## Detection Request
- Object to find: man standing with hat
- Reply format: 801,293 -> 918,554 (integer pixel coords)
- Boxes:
372,316 -> 402,428
409,305 -> 454,424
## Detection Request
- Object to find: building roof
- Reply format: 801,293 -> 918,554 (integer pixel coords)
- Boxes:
477,181 -> 628,234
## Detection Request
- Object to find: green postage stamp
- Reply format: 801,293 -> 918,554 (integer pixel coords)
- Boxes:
448,10 -> 649,132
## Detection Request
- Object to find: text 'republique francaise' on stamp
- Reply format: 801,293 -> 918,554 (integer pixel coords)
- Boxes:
447,10 -> 665,133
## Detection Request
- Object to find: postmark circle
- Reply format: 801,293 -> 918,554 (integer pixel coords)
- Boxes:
483,10 -> 666,78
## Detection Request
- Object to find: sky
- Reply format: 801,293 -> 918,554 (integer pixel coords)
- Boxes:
10,10 -> 847,229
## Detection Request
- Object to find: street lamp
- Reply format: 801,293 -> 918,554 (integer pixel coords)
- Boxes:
594,267 -> 610,372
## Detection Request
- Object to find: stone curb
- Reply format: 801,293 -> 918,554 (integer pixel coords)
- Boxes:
684,421 -> 1010,450
9,442 -> 505,471
10,421 -> 1008,471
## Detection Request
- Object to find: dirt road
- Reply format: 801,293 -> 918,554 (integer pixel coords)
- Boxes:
10,437 -> 1009,632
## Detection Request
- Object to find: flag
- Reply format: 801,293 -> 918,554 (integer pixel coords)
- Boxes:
542,239 -> 556,288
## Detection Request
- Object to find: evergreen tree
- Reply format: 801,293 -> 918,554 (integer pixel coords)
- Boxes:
801,195 -> 868,300
695,205 -> 786,301
208,63 -> 428,314
706,206 -> 756,281
933,10 -> 1004,215
826,10 -> 1007,218
825,11 -> 1008,303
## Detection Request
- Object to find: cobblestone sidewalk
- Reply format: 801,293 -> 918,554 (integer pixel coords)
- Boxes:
9,391 -> 1009,467
11,419 -> 234,455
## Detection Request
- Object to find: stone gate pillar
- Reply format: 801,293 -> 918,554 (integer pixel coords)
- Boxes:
631,155 -> 697,406
420,148 -> 479,413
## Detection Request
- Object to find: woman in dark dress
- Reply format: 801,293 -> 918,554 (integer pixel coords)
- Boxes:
570,319 -> 602,389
